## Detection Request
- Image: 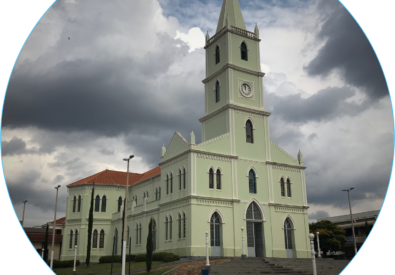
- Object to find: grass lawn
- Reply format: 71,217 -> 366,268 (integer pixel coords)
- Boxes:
53,261 -> 165,275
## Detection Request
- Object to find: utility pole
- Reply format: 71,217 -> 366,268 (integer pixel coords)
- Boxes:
342,188 -> 357,255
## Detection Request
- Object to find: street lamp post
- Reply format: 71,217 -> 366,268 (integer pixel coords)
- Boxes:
21,200 -> 28,227
316,232 -> 321,258
121,155 -> 134,275
342,188 -> 357,255
50,185 -> 61,269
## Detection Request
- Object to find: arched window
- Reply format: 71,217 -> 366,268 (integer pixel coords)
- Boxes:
215,45 -> 220,64
246,202 -> 262,220
69,230 -> 73,248
249,169 -> 256,194
166,174 -> 169,194
93,229 -> 98,248
216,169 -> 221,190
183,212 -> 186,238
179,169 -> 182,190
210,212 -> 221,247
159,187 -> 161,200
95,195 -> 100,212
77,195 -> 81,212
135,223 -> 139,245
241,42 -> 248,61
215,81 -> 220,103
118,197 -> 122,212
246,120 -> 253,143
178,213 -> 182,239
72,196 -> 76,213
101,195 -> 106,212
170,173 -> 173,193
135,195 -> 138,205
287,178 -> 292,197
74,229 -> 78,246
280,178 -> 285,197
209,168 -> 214,189
284,218 -> 293,250
155,188 -> 158,200
165,216 -> 169,241
183,168 -> 186,189
146,191 -> 149,198
169,215 -> 173,240
139,223 -> 142,244
99,229 -> 105,248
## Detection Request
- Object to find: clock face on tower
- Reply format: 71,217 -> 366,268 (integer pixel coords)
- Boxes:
240,82 -> 253,98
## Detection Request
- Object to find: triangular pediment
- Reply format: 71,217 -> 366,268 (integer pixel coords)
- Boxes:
162,132 -> 189,161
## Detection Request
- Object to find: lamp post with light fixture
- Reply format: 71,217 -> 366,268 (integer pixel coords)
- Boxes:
342,187 -> 357,255
121,155 -> 134,275
21,200 -> 27,227
50,185 -> 61,269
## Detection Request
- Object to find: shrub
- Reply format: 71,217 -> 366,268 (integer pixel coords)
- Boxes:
99,255 -> 135,263
135,254 -> 146,262
51,260 -> 80,269
152,252 -> 180,263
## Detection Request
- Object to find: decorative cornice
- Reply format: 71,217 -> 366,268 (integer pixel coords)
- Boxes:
66,219 -> 81,224
205,26 -> 260,49
199,103 -> 270,123
267,161 -> 306,171
269,203 -> 309,210
68,184 -> 126,191
159,149 -> 237,167
202,63 -> 265,84
160,153 -> 189,168
235,110 -> 266,118
193,133 -> 230,149
196,153 -> 231,162
238,158 -> 265,164
270,140 -> 299,163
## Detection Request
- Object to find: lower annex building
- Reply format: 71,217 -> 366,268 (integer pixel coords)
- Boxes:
60,0 -> 311,262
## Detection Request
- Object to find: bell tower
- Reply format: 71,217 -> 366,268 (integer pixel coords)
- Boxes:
200,0 -> 271,160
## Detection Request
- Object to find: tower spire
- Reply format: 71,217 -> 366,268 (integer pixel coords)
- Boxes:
216,0 -> 246,33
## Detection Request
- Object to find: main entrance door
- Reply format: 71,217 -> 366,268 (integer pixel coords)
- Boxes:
210,212 -> 222,256
246,202 -> 264,257
284,218 -> 294,258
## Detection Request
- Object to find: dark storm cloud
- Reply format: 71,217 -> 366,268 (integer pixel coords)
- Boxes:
266,86 -> 366,124
305,0 -> 388,100
1,136 -> 40,156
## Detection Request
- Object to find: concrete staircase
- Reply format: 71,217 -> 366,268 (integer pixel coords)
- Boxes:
210,258 -> 308,275
209,257 -> 350,275
264,257 -> 350,275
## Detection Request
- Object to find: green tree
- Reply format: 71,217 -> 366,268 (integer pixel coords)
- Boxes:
44,223 -> 49,262
85,183 -> 95,266
146,218 -> 153,272
309,220 -> 346,257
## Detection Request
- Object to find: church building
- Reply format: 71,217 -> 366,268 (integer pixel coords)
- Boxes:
60,0 -> 311,262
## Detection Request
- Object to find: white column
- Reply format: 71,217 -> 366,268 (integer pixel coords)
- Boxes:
241,227 -> 246,258
73,245 -> 78,273
316,232 -> 322,258
309,234 -> 317,275
205,231 -> 210,268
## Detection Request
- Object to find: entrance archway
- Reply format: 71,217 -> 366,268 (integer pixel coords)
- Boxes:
210,212 -> 222,256
245,202 -> 264,257
284,218 -> 294,258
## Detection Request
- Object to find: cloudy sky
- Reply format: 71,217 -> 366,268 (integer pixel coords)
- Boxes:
2,0 -> 392,227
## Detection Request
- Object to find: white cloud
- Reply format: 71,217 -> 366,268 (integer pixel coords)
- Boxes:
175,27 -> 205,52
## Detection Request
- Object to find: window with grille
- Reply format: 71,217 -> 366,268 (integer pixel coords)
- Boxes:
249,169 -> 256,194
246,120 -> 253,143
241,42 -> 248,61
73,196 -> 76,213
136,224 -> 139,244
210,213 -> 220,246
215,46 -> 220,64
99,230 -> 104,248
280,178 -> 285,197
246,202 -> 262,220
169,216 -> 173,240
179,170 -> 182,190
118,197 -> 122,212
183,212 -> 186,238
101,195 -> 106,212
93,230 -> 98,248
178,214 -> 182,239
287,179 -> 292,197
165,217 -> 168,240
284,218 -> 293,249
74,230 -> 78,246
183,168 -> 186,189
170,173 -> 173,193
95,195 -> 100,212
69,230 -> 73,248
215,81 -> 220,103
77,195 -> 81,212
209,168 -> 214,189
216,169 -> 221,189
166,174 -> 169,194
139,223 -> 141,244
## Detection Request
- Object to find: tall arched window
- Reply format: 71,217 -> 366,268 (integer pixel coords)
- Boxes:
209,168 -> 214,189
72,196 -> 76,213
135,195 -> 138,205
215,45 -> 220,64
95,195 -> 100,212
178,213 -> 182,239
77,195 -> 81,212
215,81 -> 220,103
183,168 -> 186,189
166,174 -> 169,194
246,120 -> 253,143
179,169 -> 182,190
216,169 -> 221,190
170,173 -> 173,193
287,178 -> 292,197
74,229 -> 78,246
99,229 -> 105,248
135,223 -> 139,245
165,216 -> 169,241
246,202 -> 262,220
284,218 -> 293,250
159,187 -> 161,199
280,178 -> 285,197
93,229 -> 98,248
169,215 -> 173,240
210,212 -> 221,247
118,197 -> 122,212
69,230 -> 73,248
249,169 -> 256,194
155,188 -> 158,200
241,42 -> 248,61
139,223 -> 142,244
101,195 -> 106,212
183,212 -> 186,238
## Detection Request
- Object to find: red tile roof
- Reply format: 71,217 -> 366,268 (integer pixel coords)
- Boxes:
49,217 -> 66,225
26,233 -> 63,242
67,167 -> 161,187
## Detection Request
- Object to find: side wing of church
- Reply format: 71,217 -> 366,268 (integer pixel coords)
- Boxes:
61,0 -> 311,262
